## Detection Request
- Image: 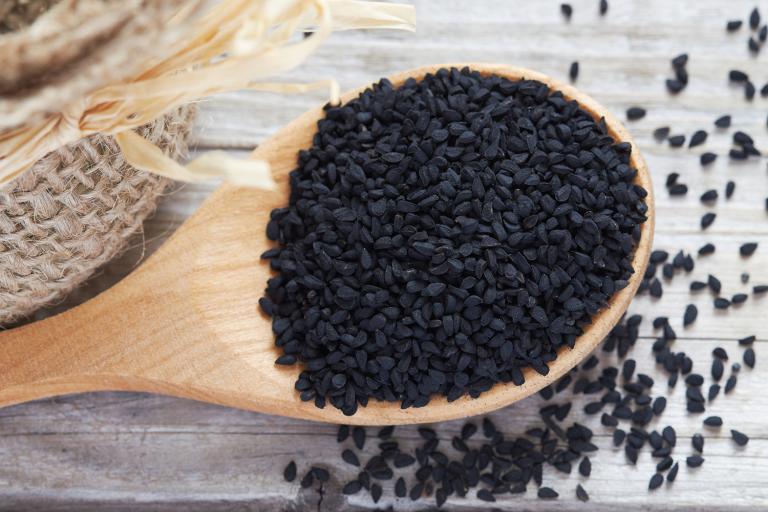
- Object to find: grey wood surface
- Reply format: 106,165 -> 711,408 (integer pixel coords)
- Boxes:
2,0 -> 768,510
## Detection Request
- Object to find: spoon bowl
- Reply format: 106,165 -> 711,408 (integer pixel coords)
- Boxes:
0,64 -> 653,425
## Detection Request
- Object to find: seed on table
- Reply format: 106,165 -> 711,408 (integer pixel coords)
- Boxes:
713,347 -> 729,360
666,172 -> 680,186
732,293 -> 748,304
599,0 -> 608,15
353,427 -> 366,449
395,477 -> 406,497
649,279 -> 663,298
342,449 -> 360,466
698,243 -> 716,256
729,70 -> 749,82
739,335 -> 756,345
761,25 -> 768,42
712,359 -> 724,381
727,19 -> 743,31
744,348 -> 756,369
669,183 -> 688,195
700,189 -> 718,203
750,7 -> 760,29
538,487 -> 559,499
715,114 -> 732,128
284,461 -> 297,482
755,285 -> 768,294
708,274 -> 722,293
569,61 -> 579,81
683,304 -> 698,326
700,152 -> 717,165
693,434 -> 705,453
561,3 -> 573,19
654,126 -> 671,140
725,181 -> 736,198
687,455 -> 705,468
668,134 -> 686,147
689,130 -> 708,147
576,483 -> 590,501
714,297 -> 731,309
672,53 -> 688,68
337,425 -> 349,443
579,456 -> 592,477
725,375 -> 738,393
342,480 -> 362,495
704,416 -> 723,427
740,243 -> 758,256
371,484 -> 382,503
627,107 -> 646,120
614,429 -> 626,446
649,473 -> 664,490
748,36 -> 760,53
300,471 -> 314,488
690,281 -> 707,291
701,212 -> 716,229
653,397 -> 667,415
745,81 -> 756,99
762,83 -> 768,97
708,384 -> 720,400
731,430 -> 749,446
477,489 -> 495,502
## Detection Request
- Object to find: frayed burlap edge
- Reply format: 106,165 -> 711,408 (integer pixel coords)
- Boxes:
0,105 -> 195,325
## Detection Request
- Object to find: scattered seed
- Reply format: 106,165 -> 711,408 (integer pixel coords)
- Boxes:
744,348 -> 755,369
729,70 -> 749,82
669,183 -> 688,195
599,0 -> 608,15
704,416 -> 723,427
353,427 -> 366,450
683,304 -> 698,326
700,189 -> 718,203
654,126 -> 671,140
715,114 -> 732,128
725,374 -> 738,393
727,19 -> 743,31
284,461 -> 297,482
569,61 -> 579,81
686,455 -> 705,468
649,473 -> 664,490
627,107 -> 646,120
342,449 -> 360,467
750,7 -> 760,29
731,430 -> 749,446
701,212 -> 716,229
538,487 -> 559,499
477,489 -> 496,502
692,434 -> 705,453
739,335 -> 756,345
714,297 -> 731,309
668,134 -> 686,147
740,243 -> 758,256
700,152 -> 717,165
561,3 -> 573,19
576,483 -> 590,501
755,285 -> 768,294
689,130 -> 708,147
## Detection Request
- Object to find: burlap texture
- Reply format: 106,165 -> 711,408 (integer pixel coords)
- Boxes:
0,105 -> 194,325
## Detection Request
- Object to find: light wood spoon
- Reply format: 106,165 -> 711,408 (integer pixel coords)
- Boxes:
0,64 -> 653,425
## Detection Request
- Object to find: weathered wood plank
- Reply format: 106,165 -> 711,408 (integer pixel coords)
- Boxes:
3,0 -> 768,509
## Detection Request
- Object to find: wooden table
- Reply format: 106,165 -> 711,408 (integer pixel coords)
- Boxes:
2,0 -> 767,509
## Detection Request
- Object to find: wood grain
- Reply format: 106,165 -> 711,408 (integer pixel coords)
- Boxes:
1,0 -> 767,509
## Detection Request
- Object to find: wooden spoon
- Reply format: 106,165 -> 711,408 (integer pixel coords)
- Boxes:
0,64 -> 653,425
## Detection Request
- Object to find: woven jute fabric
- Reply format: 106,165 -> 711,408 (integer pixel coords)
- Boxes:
0,105 -> 194,325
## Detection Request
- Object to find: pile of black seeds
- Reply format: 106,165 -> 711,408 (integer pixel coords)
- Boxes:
261,67 -> 648,415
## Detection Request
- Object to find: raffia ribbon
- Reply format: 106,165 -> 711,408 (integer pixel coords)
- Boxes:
0,0 -> 415,189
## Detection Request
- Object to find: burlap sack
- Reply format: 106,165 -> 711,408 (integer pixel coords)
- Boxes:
0,1 -> 194,324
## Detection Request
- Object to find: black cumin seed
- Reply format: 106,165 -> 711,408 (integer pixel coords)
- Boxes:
668,134 -> 686,147
700,189 -> 718,203
671,53 -> 688,68
654,126 -> 671,140
689,130 -> 708,147
731,429 -> 749,446
352,427 -> 366,449
626,107 -> 646,120
703,416 -> 723,427
750,7 -> 760,29
727,19 -> 743,31
715,114 -> 732,128
652,397 -> 667,415
701,212 -> 716,229
666,172 -> 680,186
342,449 -> 360,467
726,181 -> 736,199
337,425 -> 349,443
477,489 -> 495,502
686,455 -> 705,468
739,335 -> 756,345
371,483 -> 382,503
669,183 -> 688,196
690,281 -> 707,291
755,285 -> 768,294
648,473 -> 663,490
732,293 -> 748,304
745,81 -> 756,99
561,3 -> 573,19
698,243 -> 716,256
709,384 -> 721,401
614,429 -> 626,446
713,347 -> 729,360
377,426 -> 394,439
576,483 -> 590,501
538,487 -> 559,499
708,274 -> 722,293
729,69 -> 749,82
762,82 -> 768,97
579,456 -> 592,477
712,359 -> 724,381
395,477 -> 406,497
744,348 -> 756,369
569,61 -> 579,81
667,462 -> 679,482
700,152 -> 717,165
283,461 -> 297,482
300,470 -> 314,488
740,242 -> 758,256
342,480 -> 362,495
761,25 -> 768,42
683,304 -> 698,326
693,434 -> 705,453
714,297 -> 731,309
725,374 -> 738,393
